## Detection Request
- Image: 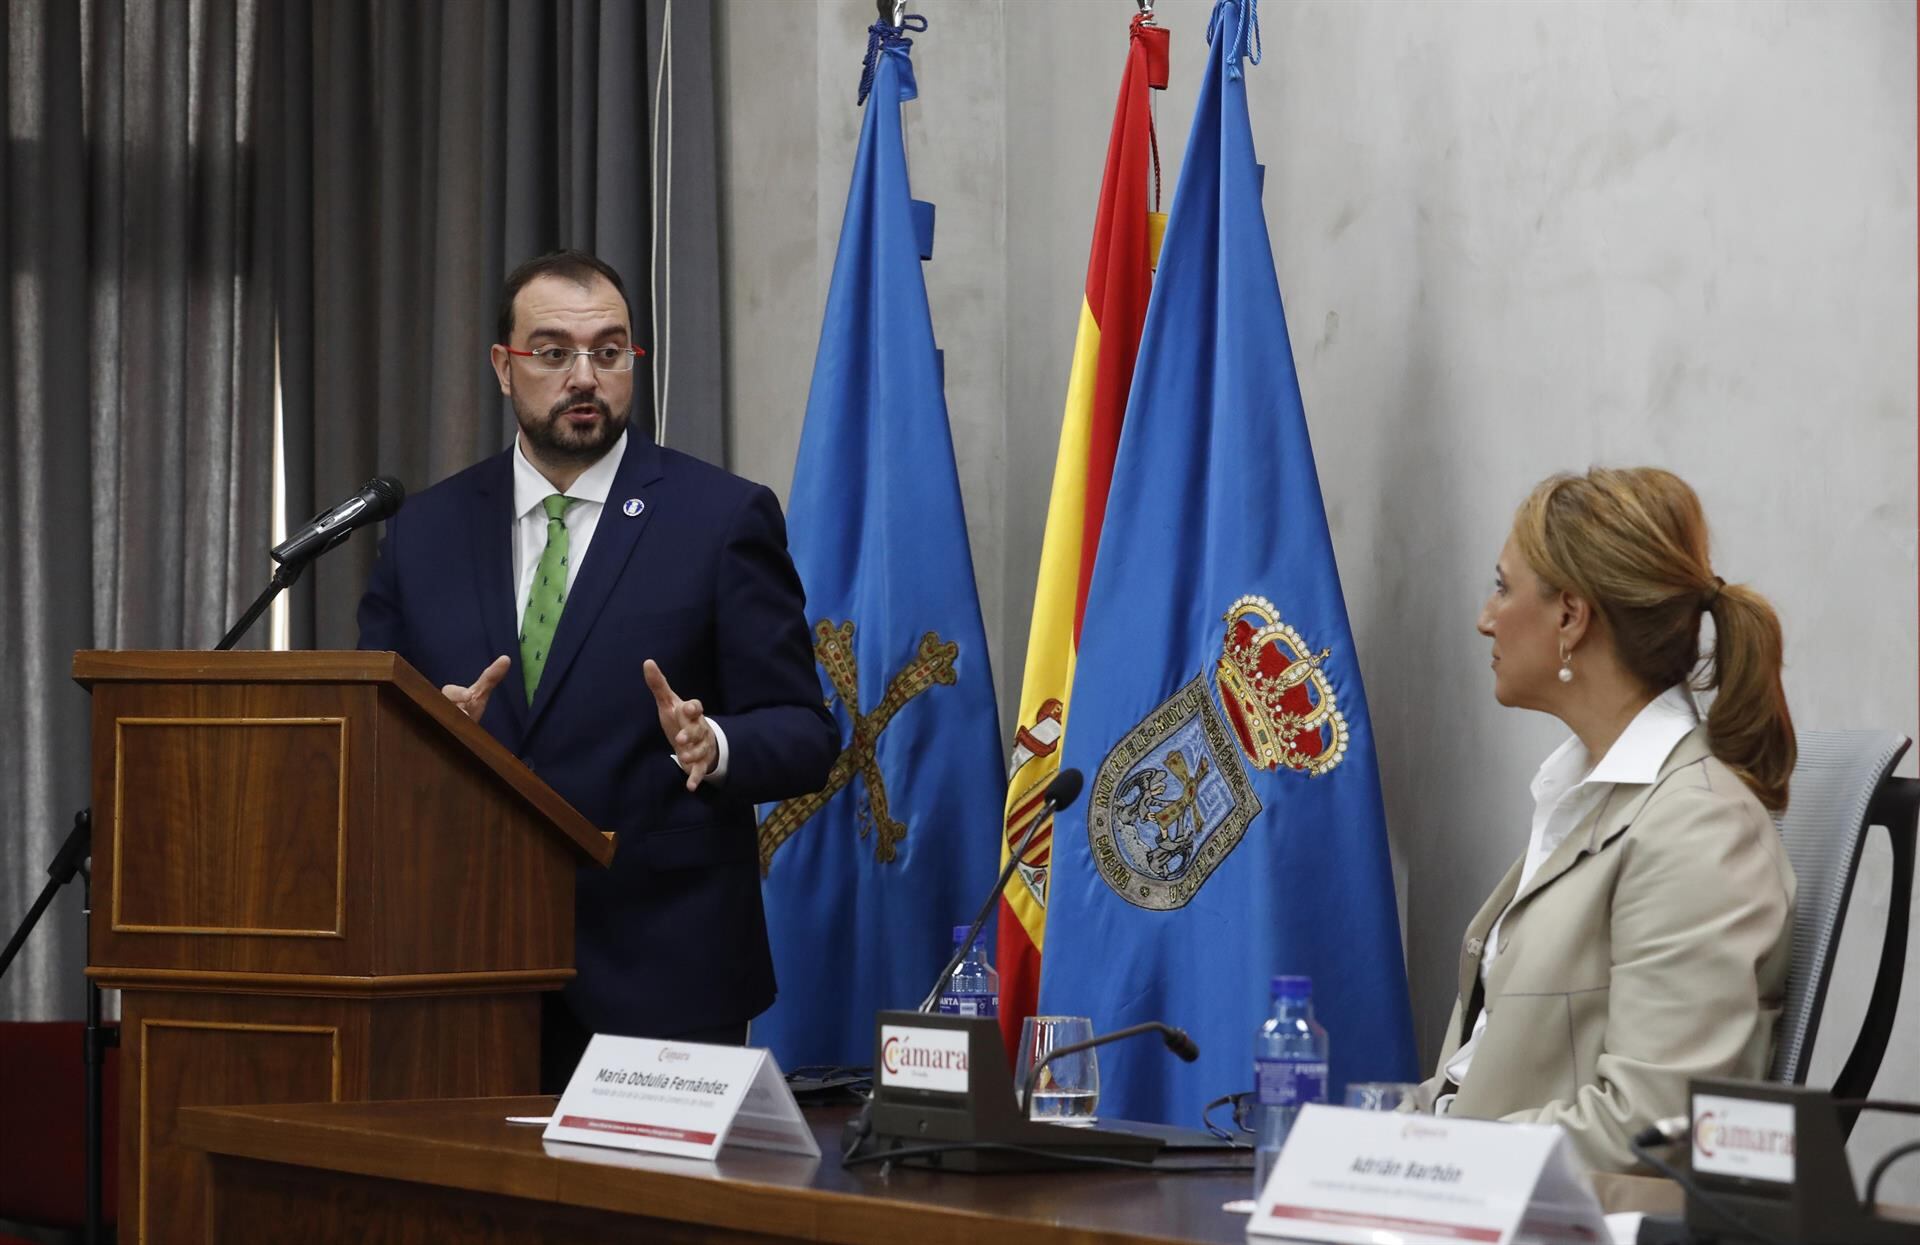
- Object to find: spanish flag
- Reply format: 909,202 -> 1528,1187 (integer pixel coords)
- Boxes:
996,12 -> 1169,1061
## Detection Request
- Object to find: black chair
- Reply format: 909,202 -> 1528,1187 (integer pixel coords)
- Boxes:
1767,730 -> 1917,1137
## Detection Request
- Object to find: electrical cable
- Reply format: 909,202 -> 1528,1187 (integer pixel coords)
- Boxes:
649,0 -> 674,447
1628,1136 -> 1794,1245
1834,1099 -> 1920,1117
1864,1139 -> 1920,1210
842,1138 -> 1249,1175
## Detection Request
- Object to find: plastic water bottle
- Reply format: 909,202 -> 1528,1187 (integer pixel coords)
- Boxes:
1253,974 -> 1329,1199
935,925 -> 999,1018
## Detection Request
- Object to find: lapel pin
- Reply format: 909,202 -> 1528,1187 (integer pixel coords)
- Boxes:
623,498 -> 645,517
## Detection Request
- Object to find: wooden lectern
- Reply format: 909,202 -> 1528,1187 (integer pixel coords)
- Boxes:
73,650 -> 613,1245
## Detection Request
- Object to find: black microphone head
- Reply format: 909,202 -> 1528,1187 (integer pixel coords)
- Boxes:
364,475 -> 407,519
1163,1027 -> 1200,1062
1046,768 -> 1084,813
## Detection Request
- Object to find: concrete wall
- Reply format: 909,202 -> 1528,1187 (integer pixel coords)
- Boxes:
718,0 -> 1918,1193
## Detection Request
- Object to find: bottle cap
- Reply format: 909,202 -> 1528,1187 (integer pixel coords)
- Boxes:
1271,974 -> 1312,1000
954,925 -> 992,948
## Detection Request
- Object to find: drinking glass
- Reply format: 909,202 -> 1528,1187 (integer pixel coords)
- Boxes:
1342,1081 -> 1418,1112
1015,1015 -> 1099,1124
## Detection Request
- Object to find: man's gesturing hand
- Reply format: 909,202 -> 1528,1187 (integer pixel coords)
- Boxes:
645,659 -> 716,791
442,655 -> 511,721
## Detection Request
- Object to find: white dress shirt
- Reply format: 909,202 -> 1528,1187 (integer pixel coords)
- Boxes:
510,431 -> 729,779
511,431 -> 624,624
1440,684 -> 1700,1099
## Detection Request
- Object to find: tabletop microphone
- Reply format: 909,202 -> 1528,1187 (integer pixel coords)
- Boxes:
272,476 -> 407,566
916,768 -> 1083,1014
1021,1021 -> 1200,1113
844,769 -> 1086,1162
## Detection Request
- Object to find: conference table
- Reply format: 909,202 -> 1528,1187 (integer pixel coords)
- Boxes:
176,1095 -> 1682,1244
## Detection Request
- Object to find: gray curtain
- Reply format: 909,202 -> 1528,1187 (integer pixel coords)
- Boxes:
278,0 -> 729,650
1,0 -> 94,1023
1,0 -> 275,1021
90,0 -> 277,648
645,0 -> 727,470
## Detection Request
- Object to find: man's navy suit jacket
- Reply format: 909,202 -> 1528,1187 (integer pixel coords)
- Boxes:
357,434 -> 837,1037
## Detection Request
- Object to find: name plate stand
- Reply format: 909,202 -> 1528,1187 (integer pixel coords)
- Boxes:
544,1035 -> 819,1161
858,1010 -> 1162,1173
1249,1104 -> 1606,1245
1681,1078 -> 1920,1245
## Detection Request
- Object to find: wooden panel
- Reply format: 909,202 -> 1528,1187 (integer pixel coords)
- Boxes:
137,1016 -> 338,1245
207,1156 -> 789,1245
370,704 -> 575,975
114,717 -> 347,935
77,650 -> 418,683
365,995 -> 541,1100
180,1097 -> 1257,1245
81,651 -> 601,1242
184,1098 -> 1698,1245
116,990 -> 541,1245
88,666 -> 596,979
74,650 -> 612,866
90,966 -> 569,995
91,683 -> 378,977
1589,1172 -> 1685,1216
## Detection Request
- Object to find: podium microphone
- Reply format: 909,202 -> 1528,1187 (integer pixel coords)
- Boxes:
916,768 -> 1083,1014
272,476 -> 407,567
217,475 -> 407,651
1022,1022 -> 1200,1112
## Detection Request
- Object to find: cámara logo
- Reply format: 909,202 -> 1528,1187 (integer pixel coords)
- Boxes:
1693,1110 -> 1794,1161
881,1034 -> 969,1077
657,1047 -> 692,1063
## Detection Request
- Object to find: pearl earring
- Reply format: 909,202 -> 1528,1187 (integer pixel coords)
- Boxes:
1558,646 -> 1573,684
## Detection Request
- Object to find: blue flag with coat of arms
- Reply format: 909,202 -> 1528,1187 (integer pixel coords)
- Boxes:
754,15 -> 1005,1070
1036,0 -> 1417,1123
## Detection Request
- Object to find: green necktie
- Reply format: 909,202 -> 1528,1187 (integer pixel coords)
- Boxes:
520,494 -> 578,701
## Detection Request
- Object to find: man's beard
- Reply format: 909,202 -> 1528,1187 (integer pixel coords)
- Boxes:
515,389 -> 628,466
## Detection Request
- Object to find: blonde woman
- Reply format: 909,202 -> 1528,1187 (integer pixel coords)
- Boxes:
1414,467 -> 1797,1172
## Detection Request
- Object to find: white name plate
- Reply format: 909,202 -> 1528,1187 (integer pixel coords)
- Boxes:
1692,1092 -> 1795,1184
1249,1104 -> 1606,1245
543,1035 -> 820,1162
876,1021 -> 972,1095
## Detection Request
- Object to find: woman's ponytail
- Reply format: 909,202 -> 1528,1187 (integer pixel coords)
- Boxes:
1701,583 -> 1796,812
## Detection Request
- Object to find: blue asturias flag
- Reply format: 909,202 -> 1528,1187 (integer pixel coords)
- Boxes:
755,16 -> 1004,1070
1036,0 -> 1416,1123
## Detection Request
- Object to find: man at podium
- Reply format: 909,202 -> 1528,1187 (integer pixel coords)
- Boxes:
357,250 -> 838,1090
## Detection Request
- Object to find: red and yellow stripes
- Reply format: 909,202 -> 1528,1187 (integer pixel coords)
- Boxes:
996,14 -> 1169,1062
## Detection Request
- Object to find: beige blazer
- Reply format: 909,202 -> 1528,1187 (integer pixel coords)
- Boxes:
1412,727 -> 1795,1172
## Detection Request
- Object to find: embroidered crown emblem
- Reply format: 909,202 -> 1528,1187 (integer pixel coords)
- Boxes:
1213,594 -> 1349,777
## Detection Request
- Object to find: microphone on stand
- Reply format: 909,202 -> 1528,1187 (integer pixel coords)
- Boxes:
1021,1021 -> 1199,1114
916,768 -> 1083,1014
272,476 -> 407,567
845,769 -> 1085,1162
217,475 -> 407,651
